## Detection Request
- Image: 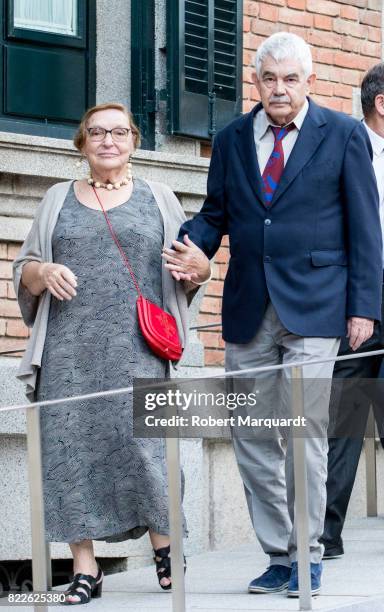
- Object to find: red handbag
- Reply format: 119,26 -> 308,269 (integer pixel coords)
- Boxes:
92,187 -> 183,362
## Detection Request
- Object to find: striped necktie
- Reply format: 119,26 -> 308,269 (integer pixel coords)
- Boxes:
261,123 -> 295,205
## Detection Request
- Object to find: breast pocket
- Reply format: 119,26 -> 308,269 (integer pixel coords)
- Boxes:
301,160 -> 339,186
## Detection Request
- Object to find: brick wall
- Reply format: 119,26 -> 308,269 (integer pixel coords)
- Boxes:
197,0 -> 382,367
197,238 -> 228,366
0,241 -> 29,355
244,0 -> 382,113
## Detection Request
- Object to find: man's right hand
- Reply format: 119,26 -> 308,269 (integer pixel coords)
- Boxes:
347,316 -> 374,351
39,263 -> 78,301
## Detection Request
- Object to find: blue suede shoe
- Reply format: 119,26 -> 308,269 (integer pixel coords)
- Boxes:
248,564 -> 291,593
287,561 -> 322,597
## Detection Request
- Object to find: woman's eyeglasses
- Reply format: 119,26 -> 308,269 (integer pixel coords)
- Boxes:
87,127 -> 131,142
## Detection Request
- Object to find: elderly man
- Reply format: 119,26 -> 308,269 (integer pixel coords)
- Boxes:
163,32 -> 382,596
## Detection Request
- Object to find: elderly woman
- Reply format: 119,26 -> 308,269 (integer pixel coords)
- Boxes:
13,102 -> 210,605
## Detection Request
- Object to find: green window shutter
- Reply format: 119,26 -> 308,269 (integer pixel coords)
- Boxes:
167,0 -> 242,140
185,0 -> 209,97
131,0 -> 156,150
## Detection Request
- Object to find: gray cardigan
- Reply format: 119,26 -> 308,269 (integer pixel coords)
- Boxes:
13,179 -> 192,400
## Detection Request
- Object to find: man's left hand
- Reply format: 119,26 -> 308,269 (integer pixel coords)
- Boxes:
162,235 -> 211,283
347,316 -> 374,351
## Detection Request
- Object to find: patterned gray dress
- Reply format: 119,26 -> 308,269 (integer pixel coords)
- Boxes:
37,179 -> 186,543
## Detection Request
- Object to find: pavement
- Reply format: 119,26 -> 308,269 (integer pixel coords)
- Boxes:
3,517 -> 384,612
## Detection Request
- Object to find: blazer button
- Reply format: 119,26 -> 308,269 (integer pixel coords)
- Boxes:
264,255 -> 272,263
264,219 -> 271,226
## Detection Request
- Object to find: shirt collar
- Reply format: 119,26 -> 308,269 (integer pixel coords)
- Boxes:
363,121 -> 384,156
254,98 -> 309,141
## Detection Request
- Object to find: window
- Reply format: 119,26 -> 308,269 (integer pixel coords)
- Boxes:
167,0 -> 243,140
13,0 -> 78,37
0,0 -> 96,138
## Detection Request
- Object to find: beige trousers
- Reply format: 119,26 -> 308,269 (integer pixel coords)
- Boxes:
225,302 -> 340,565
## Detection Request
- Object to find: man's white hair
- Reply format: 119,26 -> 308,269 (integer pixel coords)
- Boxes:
254,32 -> 313,78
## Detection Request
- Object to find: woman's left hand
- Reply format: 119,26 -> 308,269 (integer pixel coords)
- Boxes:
162,234 -> 210,282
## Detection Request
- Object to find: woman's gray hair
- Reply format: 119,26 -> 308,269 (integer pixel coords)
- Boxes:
255,32 -> 313,78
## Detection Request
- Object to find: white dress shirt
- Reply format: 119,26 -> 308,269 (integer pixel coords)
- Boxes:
253,99 -> 309,175
363,121 -> 384,268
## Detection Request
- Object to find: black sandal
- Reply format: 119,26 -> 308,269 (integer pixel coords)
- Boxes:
63,566 -> 103,605
153,545 -> 186,591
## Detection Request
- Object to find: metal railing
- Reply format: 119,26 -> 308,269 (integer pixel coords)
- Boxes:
1,340 -> 383,611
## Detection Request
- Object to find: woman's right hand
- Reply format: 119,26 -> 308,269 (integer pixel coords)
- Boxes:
39,263 -> 78,301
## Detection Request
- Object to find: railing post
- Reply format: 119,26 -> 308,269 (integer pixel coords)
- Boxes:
46,541 -> 52,590
26,405 -> 49,612
166,436 -> 186,612
291,366 -> 312,611
365,407 -> 377,517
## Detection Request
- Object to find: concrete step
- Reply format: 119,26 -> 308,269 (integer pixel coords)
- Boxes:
37,516 -> 384,612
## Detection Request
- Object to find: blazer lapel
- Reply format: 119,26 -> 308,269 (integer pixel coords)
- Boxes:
270,99 -> 327,207
235,104 -> 266,207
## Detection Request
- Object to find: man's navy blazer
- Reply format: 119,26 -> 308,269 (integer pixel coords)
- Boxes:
178,98 -> 383,343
